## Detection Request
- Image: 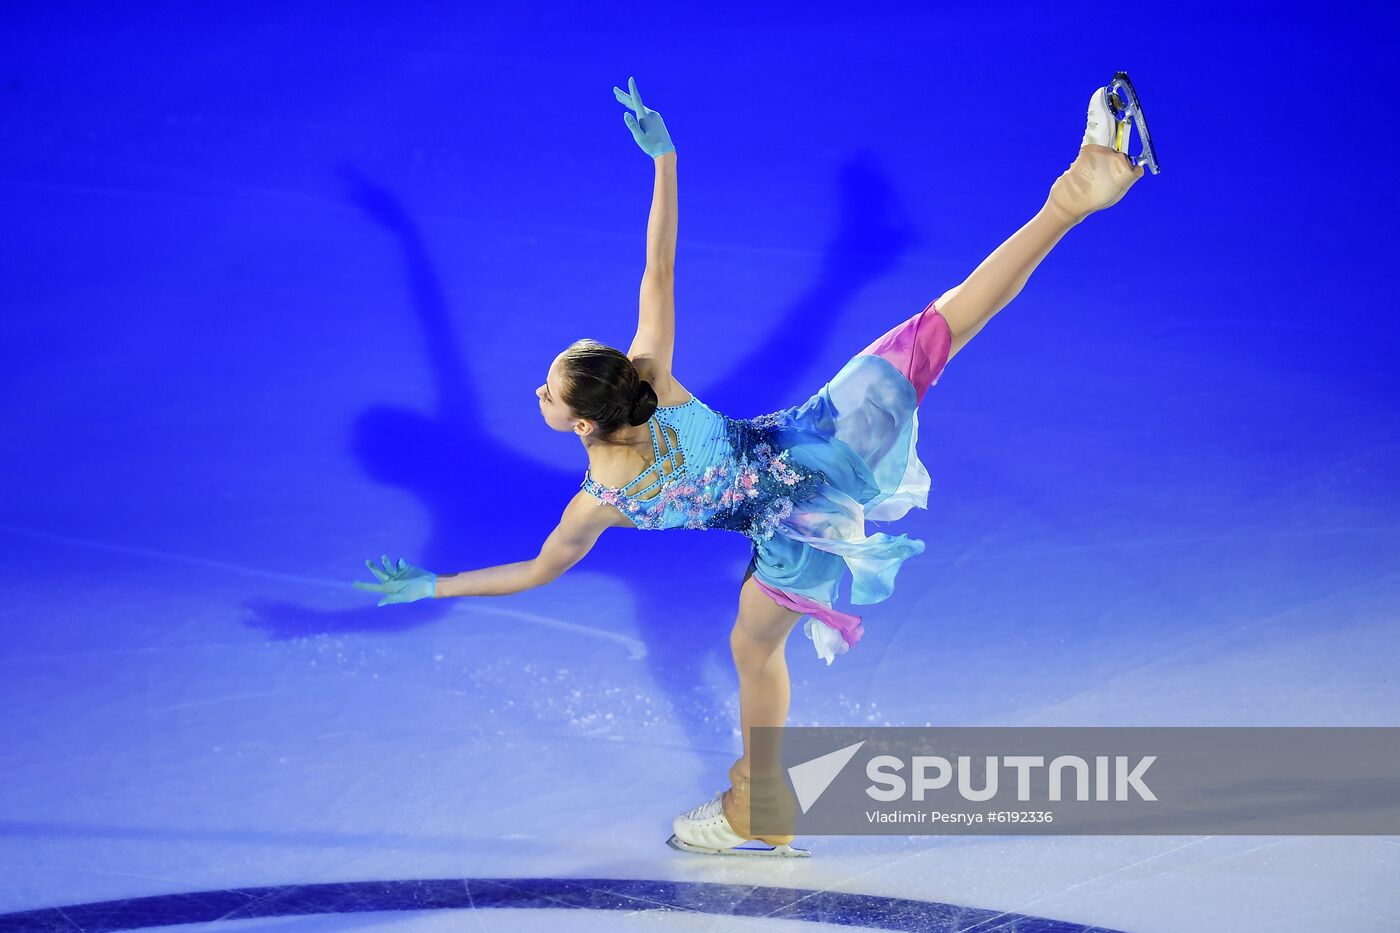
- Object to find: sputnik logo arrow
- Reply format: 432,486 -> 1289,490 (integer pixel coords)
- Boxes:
788,740 -> 865,813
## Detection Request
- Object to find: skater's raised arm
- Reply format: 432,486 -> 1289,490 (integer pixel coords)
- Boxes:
612,76 -> 678,379
434,491 -> 614,597
628,152 -> 677,377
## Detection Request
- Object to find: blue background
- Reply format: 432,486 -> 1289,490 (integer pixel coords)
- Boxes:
2,2 -> 1397,930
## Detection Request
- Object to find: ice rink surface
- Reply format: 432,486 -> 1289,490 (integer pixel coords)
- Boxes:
2,2 -> 1398,931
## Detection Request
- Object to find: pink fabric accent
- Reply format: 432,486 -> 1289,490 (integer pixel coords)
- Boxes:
857,299 -> 952,404
751,577 -> 865,649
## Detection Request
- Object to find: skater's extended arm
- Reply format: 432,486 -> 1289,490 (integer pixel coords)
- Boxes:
611,76 -> 678,378
434,491 -> 613,597
627,151 -> 677,377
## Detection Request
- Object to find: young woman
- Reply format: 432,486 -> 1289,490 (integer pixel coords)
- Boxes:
356,75 -> 1153,856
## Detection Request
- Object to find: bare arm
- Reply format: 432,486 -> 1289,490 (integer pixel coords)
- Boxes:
644,151 -> 677,269
434,491 -> 614,597
627,151 -> 677,377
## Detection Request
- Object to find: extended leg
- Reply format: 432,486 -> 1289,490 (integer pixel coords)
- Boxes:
937,144 -> 1145,361
935,197 -> 1075,363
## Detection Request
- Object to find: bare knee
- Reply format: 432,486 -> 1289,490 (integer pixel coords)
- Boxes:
730,575 -> 801,671
731,623 -> 786,676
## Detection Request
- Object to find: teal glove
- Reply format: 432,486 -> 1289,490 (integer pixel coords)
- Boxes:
353,555 -> 437,606
613,76 -> 675,158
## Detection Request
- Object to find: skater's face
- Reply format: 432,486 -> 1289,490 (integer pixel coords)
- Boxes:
538,353 -> 582,434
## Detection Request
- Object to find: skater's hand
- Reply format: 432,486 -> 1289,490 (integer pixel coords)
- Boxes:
613,76 -> 675,158
353,555 -> 437,605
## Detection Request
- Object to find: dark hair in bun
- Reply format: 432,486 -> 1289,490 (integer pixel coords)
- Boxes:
559,339 -> 658,439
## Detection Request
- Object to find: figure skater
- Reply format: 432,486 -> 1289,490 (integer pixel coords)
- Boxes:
355,74 -> 1156,856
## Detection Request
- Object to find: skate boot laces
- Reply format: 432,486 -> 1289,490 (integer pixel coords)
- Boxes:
679,789 -> 728,822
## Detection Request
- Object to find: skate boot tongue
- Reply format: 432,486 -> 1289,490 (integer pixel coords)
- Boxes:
1081,86 -> 1115,149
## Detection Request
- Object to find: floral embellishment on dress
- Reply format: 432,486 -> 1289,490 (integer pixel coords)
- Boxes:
766,449 -> 805,486
748,495 -> 795,540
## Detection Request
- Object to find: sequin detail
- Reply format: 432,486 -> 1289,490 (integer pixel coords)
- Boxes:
581,412 -> 827,543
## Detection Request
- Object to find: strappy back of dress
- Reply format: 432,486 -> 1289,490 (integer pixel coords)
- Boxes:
584,407 -> 688,504
580,398 -> 715,529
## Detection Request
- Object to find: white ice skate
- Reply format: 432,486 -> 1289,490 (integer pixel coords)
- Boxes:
1083,71 -> 1160,174
1052,73 -> 1156,223
666,788 -> 811,858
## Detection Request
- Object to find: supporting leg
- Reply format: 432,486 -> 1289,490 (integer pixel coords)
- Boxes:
724,573 -> 803,840
729,573 -> 801,772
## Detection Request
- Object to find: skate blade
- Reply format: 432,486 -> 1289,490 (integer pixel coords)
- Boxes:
1109,70 -> 1160,175
666,833 -> 811,858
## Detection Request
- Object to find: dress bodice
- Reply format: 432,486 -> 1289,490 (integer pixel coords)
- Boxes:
576,300 -> 953,667
580,395 -> 828,543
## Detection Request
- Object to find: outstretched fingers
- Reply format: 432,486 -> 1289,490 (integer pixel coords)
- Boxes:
612,76 -> 647,114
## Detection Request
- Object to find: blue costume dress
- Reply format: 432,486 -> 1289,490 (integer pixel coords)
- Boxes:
581,300 -> 953,665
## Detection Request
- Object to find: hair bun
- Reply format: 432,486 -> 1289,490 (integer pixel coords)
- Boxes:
628,379 -> 659,426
